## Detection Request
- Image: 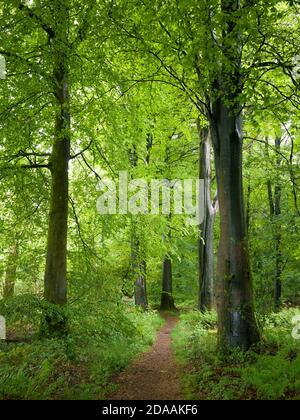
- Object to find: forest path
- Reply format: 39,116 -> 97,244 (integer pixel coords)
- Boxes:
107,315 -> 184,400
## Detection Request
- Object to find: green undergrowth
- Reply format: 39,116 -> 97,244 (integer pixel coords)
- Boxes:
0,295 -> 163,400
172,308 -> 300,400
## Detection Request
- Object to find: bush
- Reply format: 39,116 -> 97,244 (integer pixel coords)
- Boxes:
0,296 -> 163,400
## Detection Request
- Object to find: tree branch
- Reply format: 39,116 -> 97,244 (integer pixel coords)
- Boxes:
70,139 -> 93,160
17,1 -> 55,39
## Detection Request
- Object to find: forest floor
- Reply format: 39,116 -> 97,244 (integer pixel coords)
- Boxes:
107,315 -> 184,400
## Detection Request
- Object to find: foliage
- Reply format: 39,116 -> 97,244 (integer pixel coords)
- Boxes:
0,0 -> 300,400
0,296 -> 163,400
173,309 -> 300,400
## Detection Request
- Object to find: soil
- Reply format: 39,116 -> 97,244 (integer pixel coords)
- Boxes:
107,316 -> 184,400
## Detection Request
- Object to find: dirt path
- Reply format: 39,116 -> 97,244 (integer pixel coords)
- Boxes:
108,316 -> 183,400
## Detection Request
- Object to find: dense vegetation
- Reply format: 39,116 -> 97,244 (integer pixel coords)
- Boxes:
0,0 -> 299,400
173,309 -> 300,400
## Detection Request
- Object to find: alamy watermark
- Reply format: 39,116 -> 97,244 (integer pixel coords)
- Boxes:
96,171 -> 204,226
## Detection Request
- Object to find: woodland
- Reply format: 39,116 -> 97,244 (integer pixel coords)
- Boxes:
0,0 -> 300,401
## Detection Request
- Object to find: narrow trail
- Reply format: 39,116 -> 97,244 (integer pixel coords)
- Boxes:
108,316 -> 184,400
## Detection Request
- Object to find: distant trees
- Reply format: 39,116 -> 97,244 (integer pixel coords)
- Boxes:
161,221 -> 176,312
160,256 -> 176,311
132,234 -> 148,311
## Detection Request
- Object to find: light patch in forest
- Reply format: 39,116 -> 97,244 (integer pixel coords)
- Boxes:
292,56 -> 300,80
96,171 -> 204,225
0,316 -> 6,340
0,55 -> 6,80
292,315 -> 300,340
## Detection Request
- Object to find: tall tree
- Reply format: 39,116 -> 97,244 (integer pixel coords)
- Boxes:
43,0 -> 70,333
129,145 -> 149,310
209,0 -> 260,349
161,220 -> 176,312
273,139 -> 282,311
266,137 -> 283,311
198,125 -> 218,312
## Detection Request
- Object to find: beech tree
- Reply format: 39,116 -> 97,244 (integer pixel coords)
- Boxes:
208,0 -> 260,349
43,0 -> 70,330
198,126 -> 218,312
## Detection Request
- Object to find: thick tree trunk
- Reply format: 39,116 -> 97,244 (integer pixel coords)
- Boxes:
43,1 -> 70,334
198,126 -> 216,312
210,102 -> 259,350
209,0 -> 260,350
3,244 -> 18,298
160,257 -> 176,311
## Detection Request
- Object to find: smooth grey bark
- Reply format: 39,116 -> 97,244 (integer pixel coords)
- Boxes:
3,244 -> 19,299
209,0 -> 260,350
44,1 -> 70,333
198,125 -> 218,312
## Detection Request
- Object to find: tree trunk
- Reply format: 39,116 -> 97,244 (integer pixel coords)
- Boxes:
130,144 -> 149,310
134,260 -> 148,310
131,231 -> 148,310
160,257 -> 176,311
246,178 -> 252,233
273,138 -> 282,311
274,186 -> 282,311
43,1 -> 70,334
3,244 -> 19,299
160,143 -> 176,312
246,145 -> 253,234
266,137 -> 282,311
209,0 -> 260,350
198,126 -> 217,312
